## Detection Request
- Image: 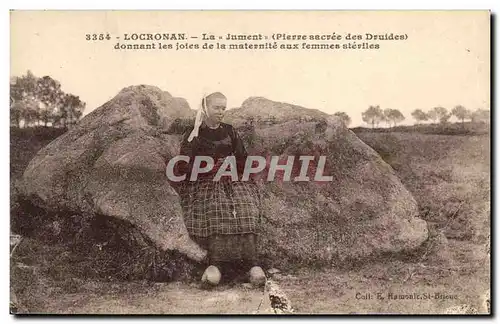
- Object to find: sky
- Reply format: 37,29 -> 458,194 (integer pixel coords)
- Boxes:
10,10 -> 490,127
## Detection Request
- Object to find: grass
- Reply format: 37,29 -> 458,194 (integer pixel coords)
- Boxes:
351,121 -> 490,136
10,125 -> 490,314
355,131 -> 490,244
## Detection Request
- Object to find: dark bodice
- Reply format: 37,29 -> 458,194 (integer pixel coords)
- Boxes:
176,122 -> 248,180
187,123 -> 245,158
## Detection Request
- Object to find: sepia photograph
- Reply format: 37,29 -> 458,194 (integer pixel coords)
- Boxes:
9,10 -> 491,315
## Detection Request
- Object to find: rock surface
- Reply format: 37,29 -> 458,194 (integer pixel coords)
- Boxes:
225,96 -> 330,126
248,116 -> 428,266
17,86 -> 428,276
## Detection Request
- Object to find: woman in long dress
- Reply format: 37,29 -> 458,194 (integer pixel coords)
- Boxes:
175,92 -> 266,287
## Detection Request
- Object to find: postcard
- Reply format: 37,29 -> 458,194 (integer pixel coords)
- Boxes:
9,10 -> 491,315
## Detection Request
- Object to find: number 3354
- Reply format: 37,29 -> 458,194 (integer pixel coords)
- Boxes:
86,33 -> 111,41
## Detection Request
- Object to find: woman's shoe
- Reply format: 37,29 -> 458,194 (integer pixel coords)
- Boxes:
201,265 -> 221,286
249,266 -> 266,287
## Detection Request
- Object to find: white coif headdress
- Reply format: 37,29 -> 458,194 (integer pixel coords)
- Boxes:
187,94 -> 208,142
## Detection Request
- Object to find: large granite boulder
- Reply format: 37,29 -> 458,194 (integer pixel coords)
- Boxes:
242,115 -> 428,267
18,85 -> 206,262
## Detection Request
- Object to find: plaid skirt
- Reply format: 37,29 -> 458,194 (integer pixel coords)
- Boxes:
179,179 -> 263,238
